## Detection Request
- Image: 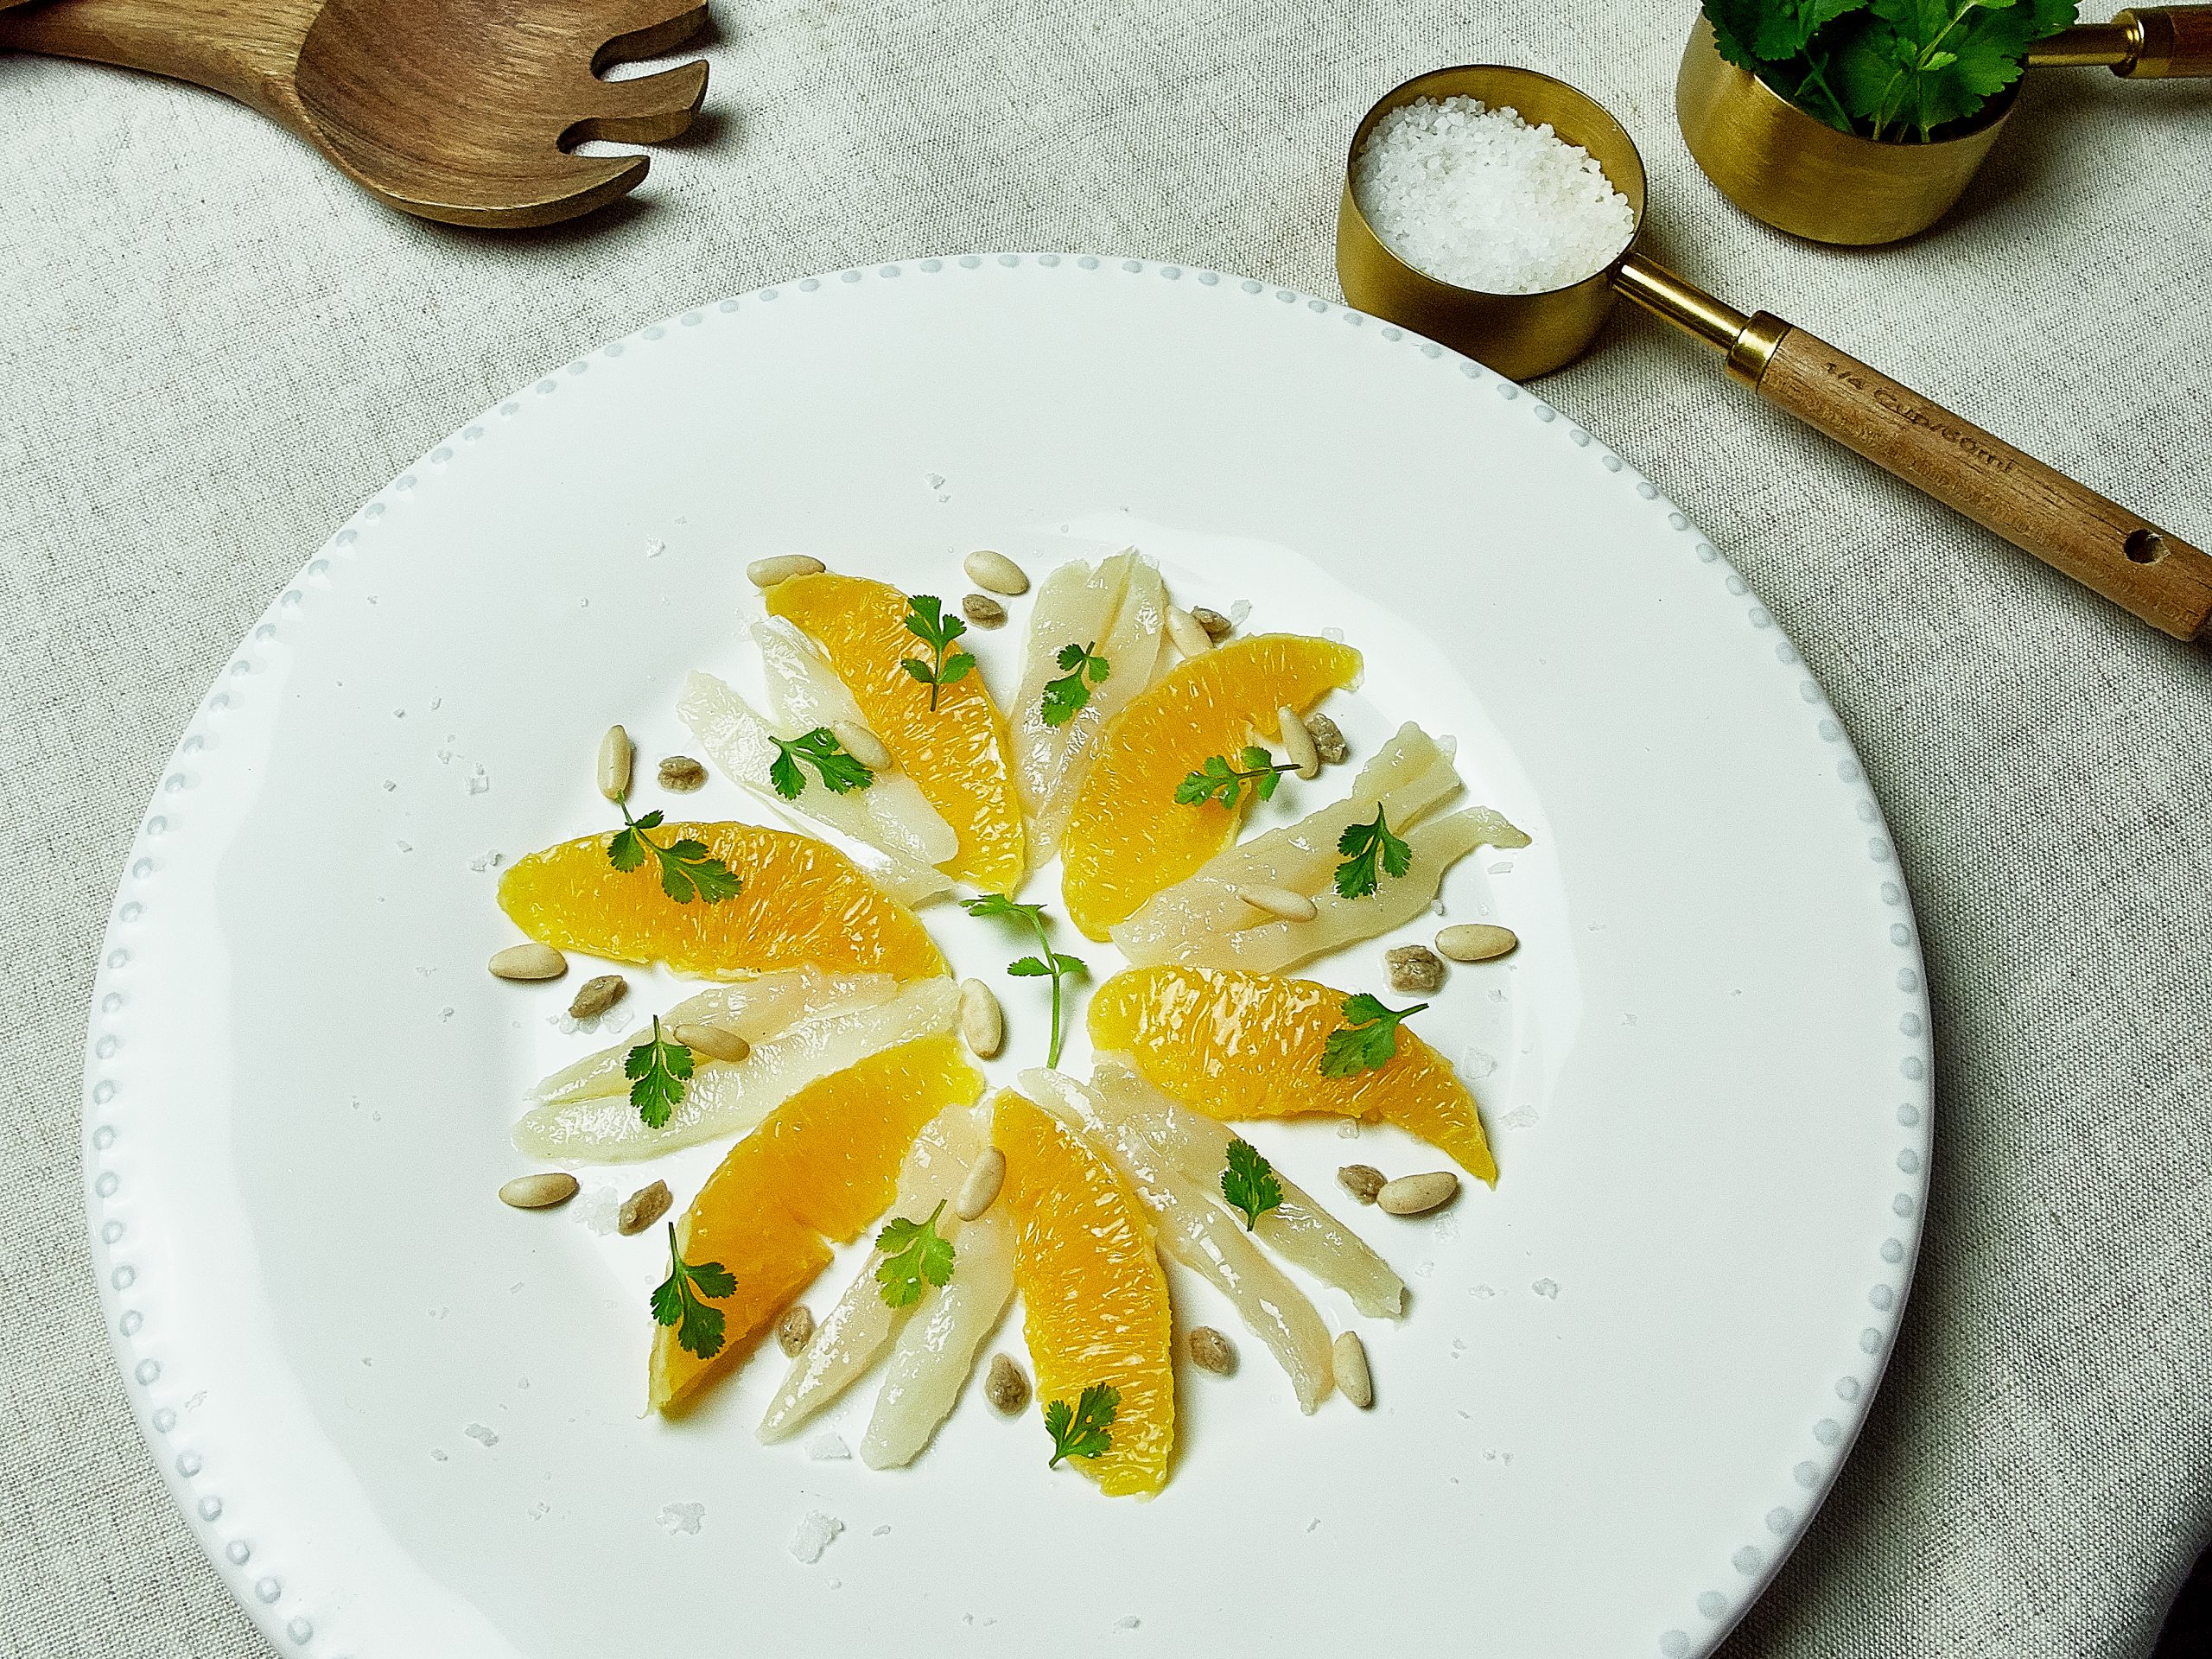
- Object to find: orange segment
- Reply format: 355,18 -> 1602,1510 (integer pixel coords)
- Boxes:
1059,634 -> 1362,939
766,573 -> 1026,892
994,1088 -> 1174,1497
1088,965 -> 1497,1184
650,1035 -> 983,1412
499,820 -> 942,979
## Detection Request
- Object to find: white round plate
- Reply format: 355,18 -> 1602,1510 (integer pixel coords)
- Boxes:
85,254 -> 1930,1659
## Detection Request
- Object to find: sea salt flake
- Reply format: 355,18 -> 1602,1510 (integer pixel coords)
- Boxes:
659,1502 -> 704,1536
463,1422 -> 499,1447
789,1510 -> 844,1563
644,539 -> 665,558
1532,1277 -> 1560,1300
808,1433 -> 852,1461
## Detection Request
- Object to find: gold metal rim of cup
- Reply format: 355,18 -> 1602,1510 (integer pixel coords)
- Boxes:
1334,64 -> 1652,380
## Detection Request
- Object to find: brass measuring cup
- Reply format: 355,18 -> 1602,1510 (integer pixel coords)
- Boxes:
1335,65 -> 2212,641
1677,8 -> 2212,245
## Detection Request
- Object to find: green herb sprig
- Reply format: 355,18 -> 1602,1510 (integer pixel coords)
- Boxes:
626,1015 -> 695,1128
874,1199 -> 957,1308
899,594 -> 976,711
649,1223 -> 735,1359
607,801 -> 743,905
768,727 -> 874,799
1040,641 -> 1111,728
1177,747 -> 1299,810
1220,1138 -> 1283,1230
1044,1382 -> 1120,1467
1704,0 -> 2076,143
1319,993 -> 1427,1078
1333,806 -> 1412,899
962,893 -> 1087,1066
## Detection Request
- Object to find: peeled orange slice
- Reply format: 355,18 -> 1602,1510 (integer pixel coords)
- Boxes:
499,820 -> 943,980
1088,964 -> 1497,1184
1058,634 -> 1362,939
765,572 -> 1027,893
648,1034 -> 983,1413
994,1088 -> 1175,1497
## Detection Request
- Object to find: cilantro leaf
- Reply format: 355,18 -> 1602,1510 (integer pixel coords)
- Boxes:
1333,805 -> 1413,899
604,801 -> 741,905
1176,745 -> 1297,809
874,1198 -> 957,1308
626,1014 -> 695,1128
1044,1382 -> 1120,1467
768,727 -> 874,798
649,1223 -> 732,1359
963,893 -> 1084,1065
1040,640 -> 1111,728
1220,1138 -> 1283,1230
900,594 -> 974,711
1319,993 -> 1428,1078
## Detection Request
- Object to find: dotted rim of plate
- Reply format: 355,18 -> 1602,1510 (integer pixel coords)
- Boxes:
82,252 -> 1934,1659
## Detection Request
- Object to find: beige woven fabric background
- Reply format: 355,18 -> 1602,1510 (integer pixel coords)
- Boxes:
3,1 -> 2208,1653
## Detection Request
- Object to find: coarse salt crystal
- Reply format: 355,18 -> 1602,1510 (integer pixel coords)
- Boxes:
789,1510 -> 844,1563
1352,97 -> 1635,294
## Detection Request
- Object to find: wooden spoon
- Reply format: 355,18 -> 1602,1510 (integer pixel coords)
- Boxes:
0,0 -> 710,226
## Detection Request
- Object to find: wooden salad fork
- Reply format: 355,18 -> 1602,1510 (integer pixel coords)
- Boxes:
0,0 -> 710,226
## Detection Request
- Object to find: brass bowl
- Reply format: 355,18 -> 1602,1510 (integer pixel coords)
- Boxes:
1335,65 -> 1648,379
1675,15 -> 2017,245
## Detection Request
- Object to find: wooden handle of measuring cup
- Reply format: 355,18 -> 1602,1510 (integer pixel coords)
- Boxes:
1735,316 -> 2212,639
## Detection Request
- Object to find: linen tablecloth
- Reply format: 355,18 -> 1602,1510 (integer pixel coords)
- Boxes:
3,1 -> 2207,1652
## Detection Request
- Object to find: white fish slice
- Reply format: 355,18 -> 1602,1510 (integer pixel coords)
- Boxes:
529,969 -> 894,1105
1023,1068 -> 1336,1413
1090,1062 -> 1406,1319
1112,722 -> 1528,973
677,668 -> 954,906
758,1103 -> 988,1442
860,1207 -> 1015,1468
511,978 -> 958,1161
1009,550 -> 1166,861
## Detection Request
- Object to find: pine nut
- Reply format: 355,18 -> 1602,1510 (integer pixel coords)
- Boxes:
596,725 -> 632,802
958,977 -> 1004,1059
658,754 -> 707,791
1191,607 -> 1233,643
1237,884 -> 1317,923
618,1179 -> 671,1236
489,942 -> 567,981
955,1147 -> 1006,1220
1332,1332 -> 1373,1408
1386,945 -> 1445,995
1338,1164 -> 1385,1205
1377,1171 -> 1459,1216
776,1304 -> 815,1356
673,1022 -> 751,1064
747,554 -> 824,588
985,1353 -> 1030,1413
568,974 -> 627,1020
1278,704 -> 1320,779
1166,606 -> 1211,658
499,1172 -> 579,1210
963,550 -> 1029,594
831,721 -> 893,772
1188,1326 -> 1236,1376
1436,924 -> 1518,963
962,593 -> 1007,627
1305,712 -> 1349,765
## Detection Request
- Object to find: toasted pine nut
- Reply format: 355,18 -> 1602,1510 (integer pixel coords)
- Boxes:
963,550 -> 1029,594
673,1022 -> 751,1064
1332,1332 -> 1373,1408
1378,1171 -> 1459,1216
958,978 -> 1004,1059
1166,606 -> 1211,658
831,721 -> 893,772
489,942 -> 567,982
955,1147 -> 1007,1221
1436,924 -> 1518,963
1278,705 -> 1320,779
596,725 -> 633,802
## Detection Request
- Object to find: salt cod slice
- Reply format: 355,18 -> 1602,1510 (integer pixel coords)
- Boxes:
677,664 -> 954,906
1111,721 -> 1528,974
1022,1067 -> 1336,1413
758,1103 -> 988,1442
860,1206 -> 1016,1468
511,977 -> 958,1161
1009,550 -> 1167,862
1090,1062 -> 1407,1319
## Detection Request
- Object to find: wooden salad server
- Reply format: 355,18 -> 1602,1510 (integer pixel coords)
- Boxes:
0,0 -> 710,226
